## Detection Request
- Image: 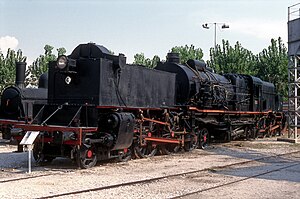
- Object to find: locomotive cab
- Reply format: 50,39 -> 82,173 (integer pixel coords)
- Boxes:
243,75 -> 276,112
243,75 -> 263,112
261,81 -> 276,111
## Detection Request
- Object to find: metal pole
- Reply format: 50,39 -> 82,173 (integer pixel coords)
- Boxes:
28,145 -> 32,173
202,22 -> 229,51
288,6 -> 290,21
288,57 -> 292,138
295,56 -> 299,141
295,57 -> 298,140
214,23 -> 217,51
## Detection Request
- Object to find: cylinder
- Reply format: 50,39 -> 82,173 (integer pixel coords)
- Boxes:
15,61 -> 26,88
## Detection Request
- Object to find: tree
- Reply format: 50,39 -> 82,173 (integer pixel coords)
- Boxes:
208,40 -> 258,75
151,55 -> 160,68
0,49 -> 27,93
26,45 -> 66,87
57,47 -> 66,56
256,37 -> 288,98
208,38 -> 288,98
133,45 -> 203,68
171,44 -> 203,64
133,53 -> 160,68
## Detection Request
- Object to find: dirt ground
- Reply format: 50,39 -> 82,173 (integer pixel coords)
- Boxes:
0,136 -> 299,199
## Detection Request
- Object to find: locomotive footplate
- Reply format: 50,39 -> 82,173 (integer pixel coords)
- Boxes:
14,124 -> 97,133
13,123 -> 98,145
0,119 -> 26,125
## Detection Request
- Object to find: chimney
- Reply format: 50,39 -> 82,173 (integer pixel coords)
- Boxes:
15,61 -> 26,88
166,53 -> 180,64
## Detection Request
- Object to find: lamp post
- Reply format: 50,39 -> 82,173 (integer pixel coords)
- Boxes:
202,23 -> 230,51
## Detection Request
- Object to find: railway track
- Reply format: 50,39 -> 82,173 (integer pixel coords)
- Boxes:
0,174 -> 54,184
31,150 -> 300,199
171,161 -> 300,198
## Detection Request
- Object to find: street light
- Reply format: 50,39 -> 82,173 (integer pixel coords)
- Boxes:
202,23 -> 230,51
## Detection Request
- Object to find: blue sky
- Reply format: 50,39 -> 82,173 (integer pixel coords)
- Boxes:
0,0 -> 299,64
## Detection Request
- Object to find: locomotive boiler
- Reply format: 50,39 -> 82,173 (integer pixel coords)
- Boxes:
155,53 -> 234,109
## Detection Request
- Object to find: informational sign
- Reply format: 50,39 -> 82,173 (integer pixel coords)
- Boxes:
20,131 -> 40,174
20,131 -> 40,145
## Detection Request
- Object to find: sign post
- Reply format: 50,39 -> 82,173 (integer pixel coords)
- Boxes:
20,131 -> 40,173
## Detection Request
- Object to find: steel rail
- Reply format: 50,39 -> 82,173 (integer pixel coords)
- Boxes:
171,162 -> 300,199
33,150 -> 300,199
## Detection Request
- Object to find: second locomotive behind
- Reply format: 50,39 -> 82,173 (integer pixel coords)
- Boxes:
0,62 -> 48,140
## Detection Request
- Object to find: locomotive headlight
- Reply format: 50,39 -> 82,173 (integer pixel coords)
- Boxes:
56,55 -> 68,70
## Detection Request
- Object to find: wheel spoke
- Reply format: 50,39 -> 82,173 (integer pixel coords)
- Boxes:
199,128 -> 209,149
76,145 -> 97,169
33,142 -> 55,165
118,148 -> 132,162
134,144 -> 157,158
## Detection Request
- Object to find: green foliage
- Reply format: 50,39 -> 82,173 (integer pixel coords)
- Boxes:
26,45 -> 66,87
208,40 -> 258,75
151,55 -> 160,68
57,47 -> 66,56
133,53 -> 160,69
256,37 -> 288,97
208,38 -> 288,98
0,49 -> 27,93
133,45 -> 203,68
171,44 -> 203,64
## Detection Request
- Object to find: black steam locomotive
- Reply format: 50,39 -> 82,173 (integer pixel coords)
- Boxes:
0,43 -> 285,168
0,62 -> 48,141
